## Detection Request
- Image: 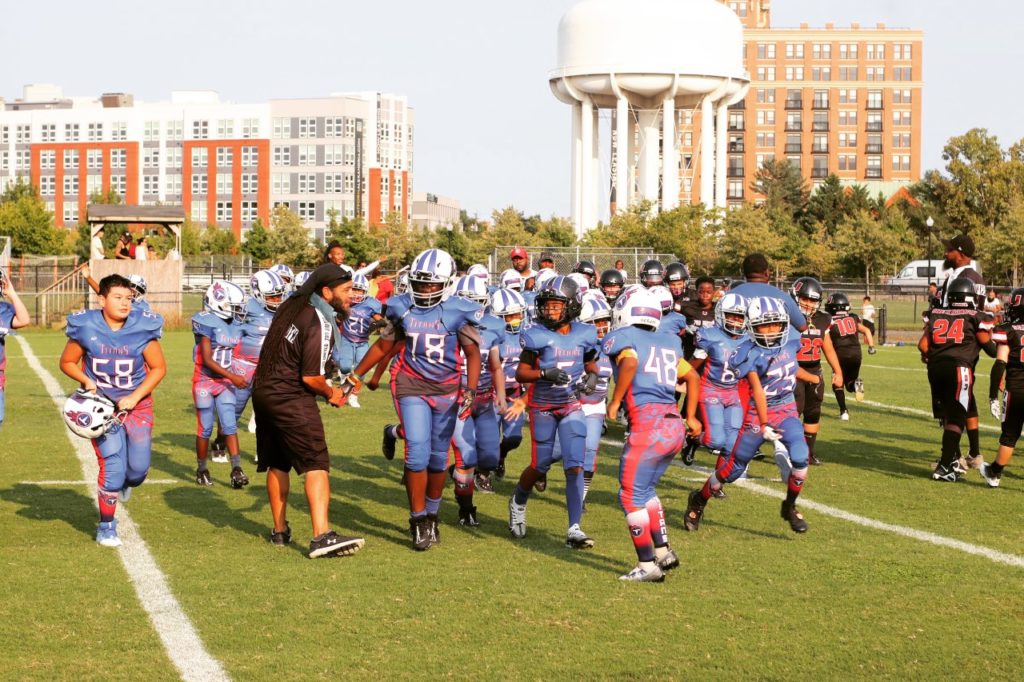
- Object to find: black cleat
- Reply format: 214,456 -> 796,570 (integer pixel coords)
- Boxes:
494,458 -> 506,480
781,500 -> 808,533
684,490 -> 706,531
229,466 -> 249,489
932,463 -> 962,482
382,424 -> 397,461
656,546 -> 680,571
808,454 -> 823,466
681,437 -> 699,466
427,514 -> 441,547
308,530 -> 364,558
458,506 -> 480,527
410,516 -> 433,551
195,468 -> 213,486
534,473 -> 547,493
712,488 -> 727,499
270,523 -> 292,546
475,472 -> 494,493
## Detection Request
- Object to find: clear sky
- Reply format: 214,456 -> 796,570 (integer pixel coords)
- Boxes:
2,1 -> 1022,220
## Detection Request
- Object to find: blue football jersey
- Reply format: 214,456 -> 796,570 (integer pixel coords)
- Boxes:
65,308 -> 163,401
387,293 -> 484,387
0,302 -> 16,385
521,322 -> 599,408
745,336 -> 802,407
463,313 -> 505,392
499,329 -> 523,395
133,298 -> 152,314
695,325 -> 757,388
603,326 -> 685,408
658,311 -> 689,340
192,311 -> 243,381
522,291 -> 537,324
579,352 -> 613,406
342,297 -> 383,344
236,297 -> 274,362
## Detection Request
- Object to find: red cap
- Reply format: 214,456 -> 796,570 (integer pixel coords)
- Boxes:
509,247 -> 527,259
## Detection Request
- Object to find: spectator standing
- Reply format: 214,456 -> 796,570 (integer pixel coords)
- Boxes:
90,228 -> 106,260
861,296 -> 876,337
984,289 -> 1004,324
615,259 -> 629,283
134,236 -> 149,261
115,232 -> 133,260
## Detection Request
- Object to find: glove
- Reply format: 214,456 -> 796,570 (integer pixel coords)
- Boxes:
761,424 -> 783,442
579,371 -> 599,396
990,399 -> 1003,421
338,374 -> 362,398
458,389 -> 477,420
369,318 -> 388,332
540,367 -> 571,385
868,346 -> 877,355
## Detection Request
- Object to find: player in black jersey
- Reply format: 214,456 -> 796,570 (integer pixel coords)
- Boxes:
982,288 -> 1024,487
825,292 -> 876,421
919,278 -> 992,482
678,276 -> 717,461
789,278 -> 844,465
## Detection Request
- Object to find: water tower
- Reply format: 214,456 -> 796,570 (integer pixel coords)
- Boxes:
550,0 -> 750,236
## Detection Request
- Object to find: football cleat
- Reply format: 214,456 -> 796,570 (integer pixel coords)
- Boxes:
681,437 -> 699,466
932,463 -> 962,482
839,411 -> 850,421
808,453 -> 822,466
712,488 -> 727,499
534,473 -> 547,493
308,531 -> 364,559
248,413 -> 257,434
854,379 -> 865,402
347,393 -> 361,409
684,490 -> 706,531
966,454 -> 984,470
270,523 -> 292,546
210,440 -> 228,464
619,563 -> 665,583
566,524 -> 594,549
195,468 -> 213,486
409,516 -> 433,551
427,514 -> 441,547
781,500 -> 808,533
774,441 -> 792,481
475,472 -> 494,494
382,424 -> 397,461
458,506 -> 480,527
230,466 -> 250,489
508,498 -> 527,538
979,463 -> 1001,488
656,547 -> 680,571
96,521 -> 122,548
494,458 -> 506,480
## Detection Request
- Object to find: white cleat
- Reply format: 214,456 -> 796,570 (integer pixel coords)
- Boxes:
619,563 -> 665,583
348,394 -> 361,409
508,498 -> 527,538
566,523 -> 594,549
839,411 -> 850,421
980,462 -> 1001,488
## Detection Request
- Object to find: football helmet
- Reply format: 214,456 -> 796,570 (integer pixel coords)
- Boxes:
351,273 -> 370,304
791,277 -> 825,316
945,277 -> 978,309
640,259 -> 665,288
467,264 -> 490,281
127,274 -> 148,300
268,264 -> 295,291
250,270 -> 288,311
204,280 -> 248,322
63,389 -> 120,439
453,274 -> 489,306
647,285 -> 674,314
613,287 -> 662,331
599,268 -> 625,303
534,276 -> 581,330
1007,288 -> 1024,323
665,261 -> 690,283
747,296 -> 790,348
567,272 -> 592,296
534,267 -> 558,291
396,271 -> 410,295
714,292 -> 748,336
824,292 -> 852,315
573,259 -> 597,281
491,288 -> 527,333
408,248 -> 457,308
294,271 -> 311,288
499,268 -> 524,291
579,293 -> 612,339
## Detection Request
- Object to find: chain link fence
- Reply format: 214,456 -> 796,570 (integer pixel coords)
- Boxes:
490,246 -> 677,285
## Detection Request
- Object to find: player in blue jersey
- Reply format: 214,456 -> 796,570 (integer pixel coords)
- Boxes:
649,284 -> 688,345
352,249 -> 483,550
729,254 -> 807,332
491,287 -> 529,481
578,293 -> 613,503
448,276 -> 507,525
685,296 -> 820,534
508,276 -> 601,549
59,274 -> 166,546
191,280 -> 250,489
604,287 -> 701,582
230,270 -> 285,434
336,273 -> 384,409
0,268 -> 31,431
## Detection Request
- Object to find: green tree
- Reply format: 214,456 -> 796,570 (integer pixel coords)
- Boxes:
534,216 -> 576,248
716,205 -> 787,277
750,159 -> 809,221
200,224 -> 238,255
0,182 -> 68,256
241,218 -> 272,263
833,210 -> 916,286
268,205 -> 319,267
88,189 -> 123,206
325,210 -> 378,265
804,175 -> 871,235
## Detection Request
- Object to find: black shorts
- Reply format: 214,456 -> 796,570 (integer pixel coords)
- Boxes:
838,354 -> 861,392
863,320 -> 876,336
928,363 -> 973,428
999,390 -> 1024,448
795,366 -> 825,424
253,390 -> 330,475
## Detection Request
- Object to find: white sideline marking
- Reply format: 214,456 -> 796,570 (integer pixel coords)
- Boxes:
20,479 -> 179,486
821,394 -> 1001,432
860,363 -> 921,372
14,335 -> 230,682
600,436 -> 1024,569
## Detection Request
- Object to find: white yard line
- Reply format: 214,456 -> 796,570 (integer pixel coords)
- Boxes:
20,479 -> 179,486
15,335 -> 229,682
600,436 -> 1024,569
821,394 -> 1001,432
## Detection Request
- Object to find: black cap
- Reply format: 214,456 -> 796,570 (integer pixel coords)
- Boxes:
539,252 -> 554,262
945,234 -> 975,258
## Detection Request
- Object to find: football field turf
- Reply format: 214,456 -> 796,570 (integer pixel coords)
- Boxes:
3,330 -> 1023,680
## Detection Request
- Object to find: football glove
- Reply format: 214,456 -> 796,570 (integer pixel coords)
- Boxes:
338,374 -> 362,398
458,389 -> 477,420
867,346 -> 877,355
990,398 -> 1003,421
761,425 -> 783,442
540,367 -> 571,385
579,371 -> 599,396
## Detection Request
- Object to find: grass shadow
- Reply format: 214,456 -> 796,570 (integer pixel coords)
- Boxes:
0,483 -> 98,539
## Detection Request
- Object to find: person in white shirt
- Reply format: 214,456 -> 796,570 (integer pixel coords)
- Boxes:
861,296 -> 876,336
90,228 -> 106,260
134,236 -> 149,261
615,259 -> 629,283
984,289 -> 1004,324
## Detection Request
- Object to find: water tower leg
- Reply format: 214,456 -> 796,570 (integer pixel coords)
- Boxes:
581,97 -> 595,232
591,106 -> 600,225
700,96 -> 714,208
571,101 -> 583,235
637,109 -> 660,204
662,96 -> 679,212
615,96 -> 629,212
715,101 -> 729,208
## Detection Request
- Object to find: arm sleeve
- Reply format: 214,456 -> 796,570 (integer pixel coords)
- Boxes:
301,310 -> 333,377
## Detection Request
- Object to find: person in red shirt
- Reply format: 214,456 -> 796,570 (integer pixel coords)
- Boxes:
374,271 -> 394,304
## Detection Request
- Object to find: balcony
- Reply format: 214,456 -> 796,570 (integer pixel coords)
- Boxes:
812,99 -> 829,109
727,167 -> 745,178
865,168 -> 883,179
728,141 -> 745,153
812,122 -> 829,132
785,99 -> 804,110
785,122 -> 803,132
866,102 -> 884,110
866,122 -> 884,132
811,167 -> 829,178
785,143 -> 802,153
812,144 -> 829,154
865,143 -> 884,154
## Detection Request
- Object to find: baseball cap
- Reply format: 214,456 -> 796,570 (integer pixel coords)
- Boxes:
509,247 -> 527,259
944,234 -> 975,258
539,252 -> 555,262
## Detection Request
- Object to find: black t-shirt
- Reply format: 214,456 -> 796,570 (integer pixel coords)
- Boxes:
925,307 -> 986,367
798,311 -> 833,368
254,303 -> 333,399
993,322 -> 1024,393
828,312 -> 863,356
678,301 -> 715,359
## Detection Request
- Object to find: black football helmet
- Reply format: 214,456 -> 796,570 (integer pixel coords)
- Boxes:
600,268 -> 625,303
791,277 -> 825,316
665,262 -> 690,283
945,277 -> 977,308
1006,288 -> 1024,323
573,259 -> 597,281
824,292 -> 851,315
535,275 -> 582,330
640,259 -> 665,288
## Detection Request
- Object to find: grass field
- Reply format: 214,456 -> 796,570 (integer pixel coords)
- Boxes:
3,329 -> 1024,680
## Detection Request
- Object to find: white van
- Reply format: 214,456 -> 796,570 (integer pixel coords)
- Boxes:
888,259 -> 982,292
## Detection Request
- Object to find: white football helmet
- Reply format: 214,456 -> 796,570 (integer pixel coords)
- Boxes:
351,273 -> 370,304
613,287 -> 662,331
746,296 -> 790,348
204,280 -> 248,322
408,249 -> 457,308
250,270 -> 287,311
396,271 -> 410,295
63,389 -> 120,439
454,274 -> 489,306
714,292 -> 748,336
534,267 -> 558,292
467,264 -> 490,281
491,288 -> 527,333
499,268 -> 524,292
567,272 -> 591,297
579,293 -> 612,338
268,264 -> 295,291
647,285 -> 674,314
127,274 -> 148,300
294,271 -> 311,288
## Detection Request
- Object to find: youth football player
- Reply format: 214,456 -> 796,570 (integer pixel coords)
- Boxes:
983,288 -> 1024,486
492,288 -> 529,480
0,268 -> 31,431
232,269 -> 285,432
578,293 -> 613,502
824,292 -> 875,420
336,272 -> 384,408
60,274 -> 166,546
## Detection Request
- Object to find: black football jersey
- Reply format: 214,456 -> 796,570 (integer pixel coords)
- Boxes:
679,301 -> 716,359
828,312 -> 862,356
992,322 -> 1024,393
926,308 -> 987,367
797,311 -> 833,368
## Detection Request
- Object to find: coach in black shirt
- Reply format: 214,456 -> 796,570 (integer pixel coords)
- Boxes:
253,263 -> 365,559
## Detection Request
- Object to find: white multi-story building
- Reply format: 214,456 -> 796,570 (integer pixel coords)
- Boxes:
0,85 -> 414,241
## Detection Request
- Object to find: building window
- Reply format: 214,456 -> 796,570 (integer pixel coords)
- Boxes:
757,43 -> 776,59
165,175 -> 182,195
63,149 -> 79,169
866,67 -> 885,81
325,117 -> 344,137
216,201 -> 233,223
812,43 -> 831,60
39,150 -> 56,170
892,133 -> 912,148
344,118 -> 356,137
65,123 -> 80,141
192,174 -> 208,194
143,175 -> 160,195
110,149 -> 126,169
242,118 -> 260,138
191,200 -> 207,223
192,120 -> 209,139
0,125 -> 7,144
63,203 -> 79,224
893,67 -> 913,81
838,110 -> 858,126
867,90 -> 884,109
272,173 -> 290,195
216,147 -> 233,168
87,122 -> 103,141
0,151 -> 6,171
87,175 -> 103,196
299,118 -> 317,139
756,110 -> 775,126
14,149 -> 30,170
216,173 -> 232,195
785,67 -> 804,81
87,149 -> 103,169
273,146 -> 291,165
755,132 -> 775,148
111,122 -> 128,141
166,147 -> 182,168
241,146 -> 258,166
344,145 -> 356,166
167,120 -> 184,140
756,67 -> 776,81
839,89 -> 857,104
839,43 -> 858,60
273,118 -> 289,139
110,175 -> 126,197
217,119 -> 234,138
785,43 -> 805,59
811,67 -> 831,81
866,113 -> 884,132
39,176 -> 55,195
838,67 -> 858,81
756,88 -> 776,103
144,120 -> 160,141
297,201 -> 316,220
241,173 -> 258,194
892,154 -> 911,172
298,173 -> 316,194
241,201 -> 258,223
866,43 -> 886,60
343,173 -> 355,193
893,89 -> 912,104
728,112 -> 745,130
40,123 -> 56,142
866,134 -> 883,154
144,147 -> 160,168
892,110 -> 912,127
894,43 -> 913,60
324,144 -> 342,166
838,155 -> 857,171
191,147 -> 208,167
839,133 -> 858,148
298,145 -> 316,166
325,173 -> 344,193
